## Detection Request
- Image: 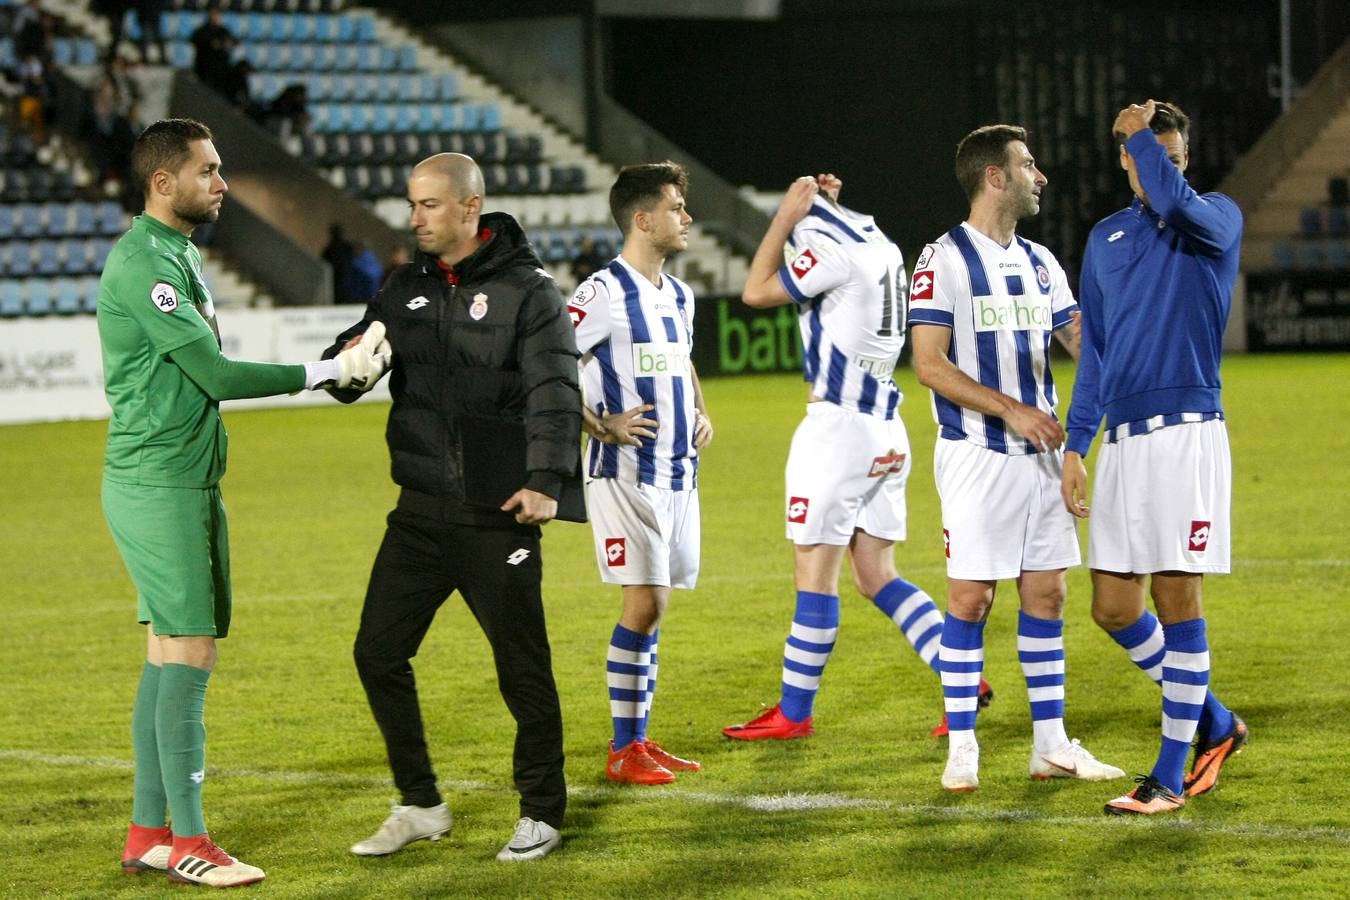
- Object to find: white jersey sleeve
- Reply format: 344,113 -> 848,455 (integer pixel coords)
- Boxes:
568,277 -> 612,356
778,230 -> 852,302
907,242 -> 957,329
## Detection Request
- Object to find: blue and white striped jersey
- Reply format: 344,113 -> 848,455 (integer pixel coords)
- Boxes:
907,222 -> 1078,455
570,256 -> 699,491
777,198 -> 908,419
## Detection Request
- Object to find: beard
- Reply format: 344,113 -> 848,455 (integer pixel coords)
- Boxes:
173,196 -> 220,226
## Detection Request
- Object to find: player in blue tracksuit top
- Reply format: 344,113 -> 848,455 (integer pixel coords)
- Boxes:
1062,100 -> 1248,817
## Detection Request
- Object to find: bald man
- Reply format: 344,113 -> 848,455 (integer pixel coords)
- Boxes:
325,153 -> 581,862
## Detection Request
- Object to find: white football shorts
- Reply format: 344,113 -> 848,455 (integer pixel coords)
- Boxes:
784,401 -> 911,546
1088,418 -> 1231,575
585,477 -> 700,588
934,437 -> 1080,580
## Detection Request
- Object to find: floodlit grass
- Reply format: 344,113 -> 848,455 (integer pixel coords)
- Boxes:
1,354 -> 1347,898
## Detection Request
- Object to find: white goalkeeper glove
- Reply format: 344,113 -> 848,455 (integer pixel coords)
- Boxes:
304,321 -> 393,391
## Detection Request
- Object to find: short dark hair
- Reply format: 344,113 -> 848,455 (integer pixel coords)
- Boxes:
131,118 -> 213,197
954,124 -> 1027,203
1114,100 -> 1190,145
609,161 -> 689,234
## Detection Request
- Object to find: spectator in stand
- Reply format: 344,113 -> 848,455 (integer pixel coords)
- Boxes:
132,0 -> 167,66
341,242 -> 384,304
92,0 -> 131,61
265,83 -> 311,138
323,223 -> 357,303
569,234 -> 605,288
104,55 -> 143,119
189,5 -> 237,97
13,6 -> 55,146
81,78 -> 138,196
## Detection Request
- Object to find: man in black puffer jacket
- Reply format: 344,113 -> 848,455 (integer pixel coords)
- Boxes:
324,153 -> 580,863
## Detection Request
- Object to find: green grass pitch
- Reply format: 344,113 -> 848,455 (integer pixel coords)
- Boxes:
1,354 -> 1348,898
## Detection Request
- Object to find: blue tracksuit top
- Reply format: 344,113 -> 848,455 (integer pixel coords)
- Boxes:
1065,128 -> 1243,458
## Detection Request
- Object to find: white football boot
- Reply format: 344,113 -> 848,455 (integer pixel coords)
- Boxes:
351,802 -> 452,856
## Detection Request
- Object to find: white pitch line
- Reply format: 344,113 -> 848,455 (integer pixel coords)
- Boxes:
4,749 -> 1347,845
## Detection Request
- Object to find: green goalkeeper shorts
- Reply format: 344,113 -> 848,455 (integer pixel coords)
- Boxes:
102,478 -> 232,638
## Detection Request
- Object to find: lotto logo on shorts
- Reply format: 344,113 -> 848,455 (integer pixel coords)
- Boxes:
943,528 -> 951,558
911,271 -> 934,301
787,496 -> 810,524
1188,520 -> 1211,551
789,248 -> 818,278
605,538 -> 626,567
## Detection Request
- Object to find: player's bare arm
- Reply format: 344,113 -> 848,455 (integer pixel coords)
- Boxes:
583,403 -> 657,447
912,323 -> 1065,451
1054,311 -> 1082,361
742,176 -> 820,308
1061,450 -> 1089,518
691,364 -> 713,449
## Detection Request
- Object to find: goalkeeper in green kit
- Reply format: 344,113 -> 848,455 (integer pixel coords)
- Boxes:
99,118 -> 390,888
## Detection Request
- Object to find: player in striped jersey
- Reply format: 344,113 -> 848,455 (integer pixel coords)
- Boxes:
569,162 -> 713,785
909,125 -> 1124,792
721,174 -> 983,743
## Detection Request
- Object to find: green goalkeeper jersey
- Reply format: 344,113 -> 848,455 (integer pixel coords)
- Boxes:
99,214 -> 230,488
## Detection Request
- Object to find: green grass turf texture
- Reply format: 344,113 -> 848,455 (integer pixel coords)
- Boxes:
1,353 -> 1347,899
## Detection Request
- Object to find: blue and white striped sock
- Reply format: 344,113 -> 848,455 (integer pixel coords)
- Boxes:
872,578 -> 943,673
779,591 -> 839,723
607,624 -> 652,750
642,631 -> 659,737
1112,611 -> 1233,743
1018,611 -> 1069,754
939,616 -> 986,744
1153,618 -> 1210,794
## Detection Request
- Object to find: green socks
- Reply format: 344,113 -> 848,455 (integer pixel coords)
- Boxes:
156,662 -> 212,838
131,662 -> 166,828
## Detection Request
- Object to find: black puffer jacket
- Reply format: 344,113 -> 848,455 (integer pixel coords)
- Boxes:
326,212 -> 581,527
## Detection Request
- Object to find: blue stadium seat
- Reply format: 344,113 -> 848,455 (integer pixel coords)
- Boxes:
75,39 -> 98,66
481,105 -> 502,132
54,279 -> 82,315
312,44 -> 337,71
354,15 -> 376,43
1327,206 -> 1348,237
1298,207 -> 1322,237
72,201 -> 97,236
313,14 -> 335,42
25,278 -> 53,316
7,241 -> 34,276
90,238 -> 114,270
392,104 -> 414,133
51,37 -> 73,67
351,74 -> 376,102
44,202 -> 70,236
62,238 -> 90,275
336,15 -> 355,43
1271,240 -> 1296,270
398,45 -> 417,71
97,201 -> 126,235
1295,239 -> 1324,269
79,276 -> 101,314
170,42 -> 193,69
0,281 -> 23,318
291,14 -> 316,42
416,104 -> 438,132
17,203 -> 44,238
244,12 -> 267,42
34,239 -> 61,276
0,204 -> 14,239
1325,239 -> 1349,270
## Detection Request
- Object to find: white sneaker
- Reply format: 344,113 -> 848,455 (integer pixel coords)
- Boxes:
351,802 -> 452,856
1030,738 -> 1127,781
942,740 -> 980,792
167,837 -> 265,888
495,817 -> 561,862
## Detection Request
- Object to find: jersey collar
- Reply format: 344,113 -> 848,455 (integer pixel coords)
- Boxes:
135,213 -> 193,251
